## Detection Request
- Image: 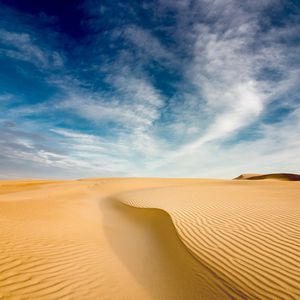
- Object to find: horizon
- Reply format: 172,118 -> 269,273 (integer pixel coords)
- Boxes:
2,172 -> 300,181
1,0 -> 300,179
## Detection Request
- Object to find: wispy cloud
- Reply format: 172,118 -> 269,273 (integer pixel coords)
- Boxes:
158,106 -> 300,178
118,25 -> 177,65
0,29 -> 63,68
147,0 -> 300,171
60,77 -> 163,129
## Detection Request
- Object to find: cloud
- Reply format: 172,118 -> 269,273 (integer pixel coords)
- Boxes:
0,123 -> 70,175
146,106 -> 300,178
0,122 -> 134,179
145,0 -> 300,170
118,25 -> 177,65
59,79 -> 163,129
0,93 -> 14,103
50,128 -> 138,175
53,69 -> 166,161
0,29 -> 63,68
54,92 -> 166,163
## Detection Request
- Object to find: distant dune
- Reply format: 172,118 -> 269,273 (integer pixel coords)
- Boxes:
0,177 -> 299,299
234,173 -> 300,181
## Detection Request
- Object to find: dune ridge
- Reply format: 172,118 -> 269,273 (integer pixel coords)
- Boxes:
117,180 -> 300,299
105,199 -> 229,299
0,178 -> 299,299
234,173 -> 300,181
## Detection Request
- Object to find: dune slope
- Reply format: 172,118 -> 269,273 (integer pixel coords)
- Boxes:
117,180 -> 300,299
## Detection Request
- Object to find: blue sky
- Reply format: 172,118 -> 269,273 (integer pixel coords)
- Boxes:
0,0 -> 300,179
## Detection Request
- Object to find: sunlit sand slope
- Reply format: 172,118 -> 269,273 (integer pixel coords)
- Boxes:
0,178 -> 299,299
0,178 -> 226,300
118,180 -> 300,299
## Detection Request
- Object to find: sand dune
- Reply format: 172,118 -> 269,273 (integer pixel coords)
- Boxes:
234,173 -> 300,181
0,178 -> 299,299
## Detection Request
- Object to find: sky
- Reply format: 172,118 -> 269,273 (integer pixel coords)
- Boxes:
0,0 -> 300,179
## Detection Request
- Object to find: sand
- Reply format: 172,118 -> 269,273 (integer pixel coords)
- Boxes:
0,177 -> 299,299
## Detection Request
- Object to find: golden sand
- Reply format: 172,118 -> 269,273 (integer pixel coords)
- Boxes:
0,177 -> 299,299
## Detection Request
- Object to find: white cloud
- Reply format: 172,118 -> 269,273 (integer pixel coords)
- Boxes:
50,128 -> 139,174
145,107 -> 300,178
0,29 -> 63,68
119,25 -> 176,65
139,0 -> 300,174
0,93 -> 14,102
58,72 -> 164,131
52,69 -> 167,164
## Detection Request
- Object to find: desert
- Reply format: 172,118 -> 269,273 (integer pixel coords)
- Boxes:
0,175 -> 299,299
1,0 -> 300,299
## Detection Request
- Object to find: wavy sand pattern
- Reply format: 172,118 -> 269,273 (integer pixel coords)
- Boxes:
0,177 -> 299,299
